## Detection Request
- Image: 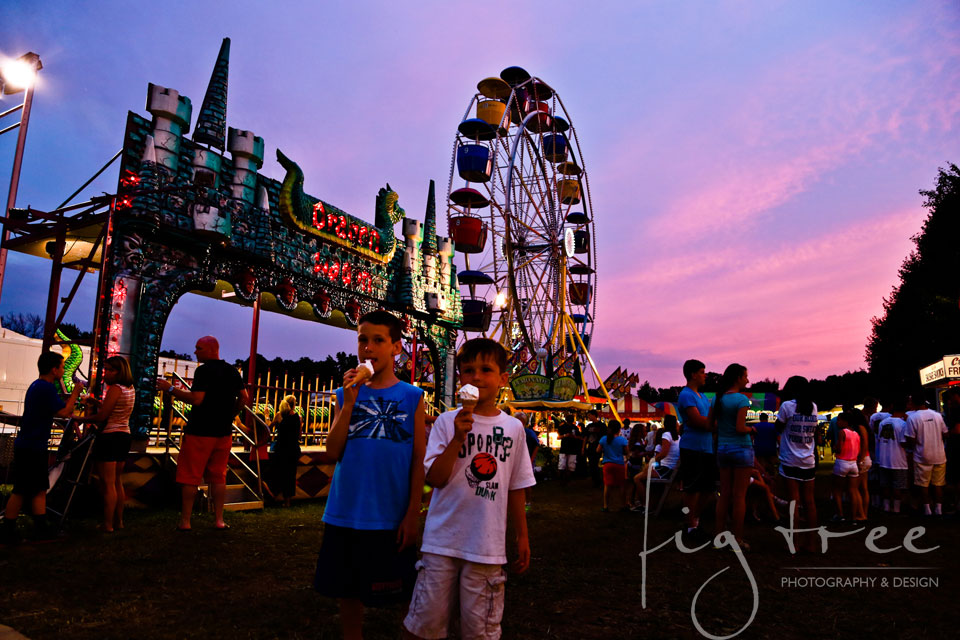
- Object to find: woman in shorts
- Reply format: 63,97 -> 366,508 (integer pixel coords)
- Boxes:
712,364 -> 756,550
776,376 -> 819,550
850,410 -> 872,521
76,356 -> 135,532
831,412 -> 863,523
597,420 -> 629,511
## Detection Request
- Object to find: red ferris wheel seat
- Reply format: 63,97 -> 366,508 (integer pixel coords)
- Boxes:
569,282 -> 592,306
450,215 -> 489,254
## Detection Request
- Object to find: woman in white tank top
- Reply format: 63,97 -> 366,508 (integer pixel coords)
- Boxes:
76,356 -> 136,532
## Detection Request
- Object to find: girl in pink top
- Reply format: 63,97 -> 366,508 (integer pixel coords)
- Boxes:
76,356 -> 136,532
831,412 -> 863,523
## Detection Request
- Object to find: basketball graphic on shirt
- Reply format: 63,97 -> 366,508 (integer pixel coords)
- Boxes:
471,452 -> 498,480
465,452 -> 498,488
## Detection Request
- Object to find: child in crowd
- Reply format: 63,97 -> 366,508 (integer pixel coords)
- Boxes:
403,338 -> 535,640
875,398 -> 909,513
74,355 -> 136,532
1,351 -> 84,544
598,420 -> 629,511
676,359 -> 715,545
314,311 -> 426,640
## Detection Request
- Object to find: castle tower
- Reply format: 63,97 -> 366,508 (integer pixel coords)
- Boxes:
145,84 -> 192,173
193,38 -> 230,150
228,127 -> 264,205
191,38 -> 233,239
422,180 -> 438,256
422,180 -> 438,286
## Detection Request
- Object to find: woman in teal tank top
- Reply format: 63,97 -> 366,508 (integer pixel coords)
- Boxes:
710,363 -> 756,550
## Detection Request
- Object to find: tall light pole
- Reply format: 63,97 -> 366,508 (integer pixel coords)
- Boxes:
0,51 -> 43,308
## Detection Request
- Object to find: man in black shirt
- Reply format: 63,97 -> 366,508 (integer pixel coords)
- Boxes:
582,410 -> 606,486
557,414 -> 581,485
157,336 -> 248,530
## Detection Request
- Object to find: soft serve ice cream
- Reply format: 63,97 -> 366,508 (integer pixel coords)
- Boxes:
349,359 -> 375,387
459,384 -> 480,410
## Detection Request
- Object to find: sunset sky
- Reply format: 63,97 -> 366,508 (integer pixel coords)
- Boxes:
1,1 -> 958,387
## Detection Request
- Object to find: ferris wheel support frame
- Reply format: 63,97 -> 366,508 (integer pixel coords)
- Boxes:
556,254 -> 621,424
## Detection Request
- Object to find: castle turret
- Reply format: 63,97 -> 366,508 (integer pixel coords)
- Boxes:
422,180 -> 438,286
145,84 -> 192,172
423,180 -> 438,256
437,234 -> 454,290
228,127 -> 264,205
190,38 -> 233,240
193,38 -> 230,150
402,218 -> 423,272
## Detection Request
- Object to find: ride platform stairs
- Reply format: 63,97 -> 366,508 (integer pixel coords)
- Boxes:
155,373 -> 267,512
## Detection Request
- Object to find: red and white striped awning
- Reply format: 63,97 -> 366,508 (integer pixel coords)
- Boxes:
599,396 -> 663,420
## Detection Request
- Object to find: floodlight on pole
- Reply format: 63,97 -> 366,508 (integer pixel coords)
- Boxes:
0,52 -> 43,308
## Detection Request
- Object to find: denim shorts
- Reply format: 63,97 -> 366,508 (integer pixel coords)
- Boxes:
717,443 -> 755,469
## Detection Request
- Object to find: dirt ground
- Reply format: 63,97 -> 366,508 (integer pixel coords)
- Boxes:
1,471 -> 957,639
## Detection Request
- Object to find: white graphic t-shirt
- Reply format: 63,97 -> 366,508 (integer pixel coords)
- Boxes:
777,400 -> 819,469
875,416 -> 908,470
904,409 -> 948,465
421,409 -> 536,565
869,412 -> 891,435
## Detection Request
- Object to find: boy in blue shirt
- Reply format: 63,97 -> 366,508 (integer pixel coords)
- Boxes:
314,311 -> 426,639
1,351 -> 84,545
676,359 -> 714,544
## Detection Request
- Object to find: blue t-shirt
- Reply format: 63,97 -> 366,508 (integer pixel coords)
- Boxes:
716,393 -> 752,447
15,379 -> 66,452
524,427 -> 539,457
753,421 -> 778,456
598,435 -> 628,465
323,381 -> 423,530
677,386 -> 713,453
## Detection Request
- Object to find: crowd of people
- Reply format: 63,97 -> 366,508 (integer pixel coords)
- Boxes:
530,359 -> 959,555
3,320 -> 959,638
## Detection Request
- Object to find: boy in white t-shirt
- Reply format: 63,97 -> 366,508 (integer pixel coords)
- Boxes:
403,338 -> 535,640
875,398 -> 909,513
905,393 -> 949,516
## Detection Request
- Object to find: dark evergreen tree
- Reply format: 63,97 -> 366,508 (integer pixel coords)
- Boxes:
866,163 -> 960,395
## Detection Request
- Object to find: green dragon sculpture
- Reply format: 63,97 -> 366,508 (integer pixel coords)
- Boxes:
55,329 -> 84,393
277,149 -> 405,263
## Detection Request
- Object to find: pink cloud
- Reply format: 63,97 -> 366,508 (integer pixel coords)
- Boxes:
594,207 -> 928,385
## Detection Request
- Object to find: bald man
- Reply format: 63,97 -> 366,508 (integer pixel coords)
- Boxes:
158,336 -> 248,530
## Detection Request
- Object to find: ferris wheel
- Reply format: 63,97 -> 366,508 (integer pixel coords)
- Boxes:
446,66 -> 597,369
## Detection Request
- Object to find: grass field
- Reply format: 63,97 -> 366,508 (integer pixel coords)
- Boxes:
1,472 -> 957,639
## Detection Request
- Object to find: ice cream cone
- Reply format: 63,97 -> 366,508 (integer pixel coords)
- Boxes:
349,360 -> 375,388
459,384 -> 480,410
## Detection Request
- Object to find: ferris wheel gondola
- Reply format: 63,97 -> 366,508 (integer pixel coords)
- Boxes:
446,67 -> 597,369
